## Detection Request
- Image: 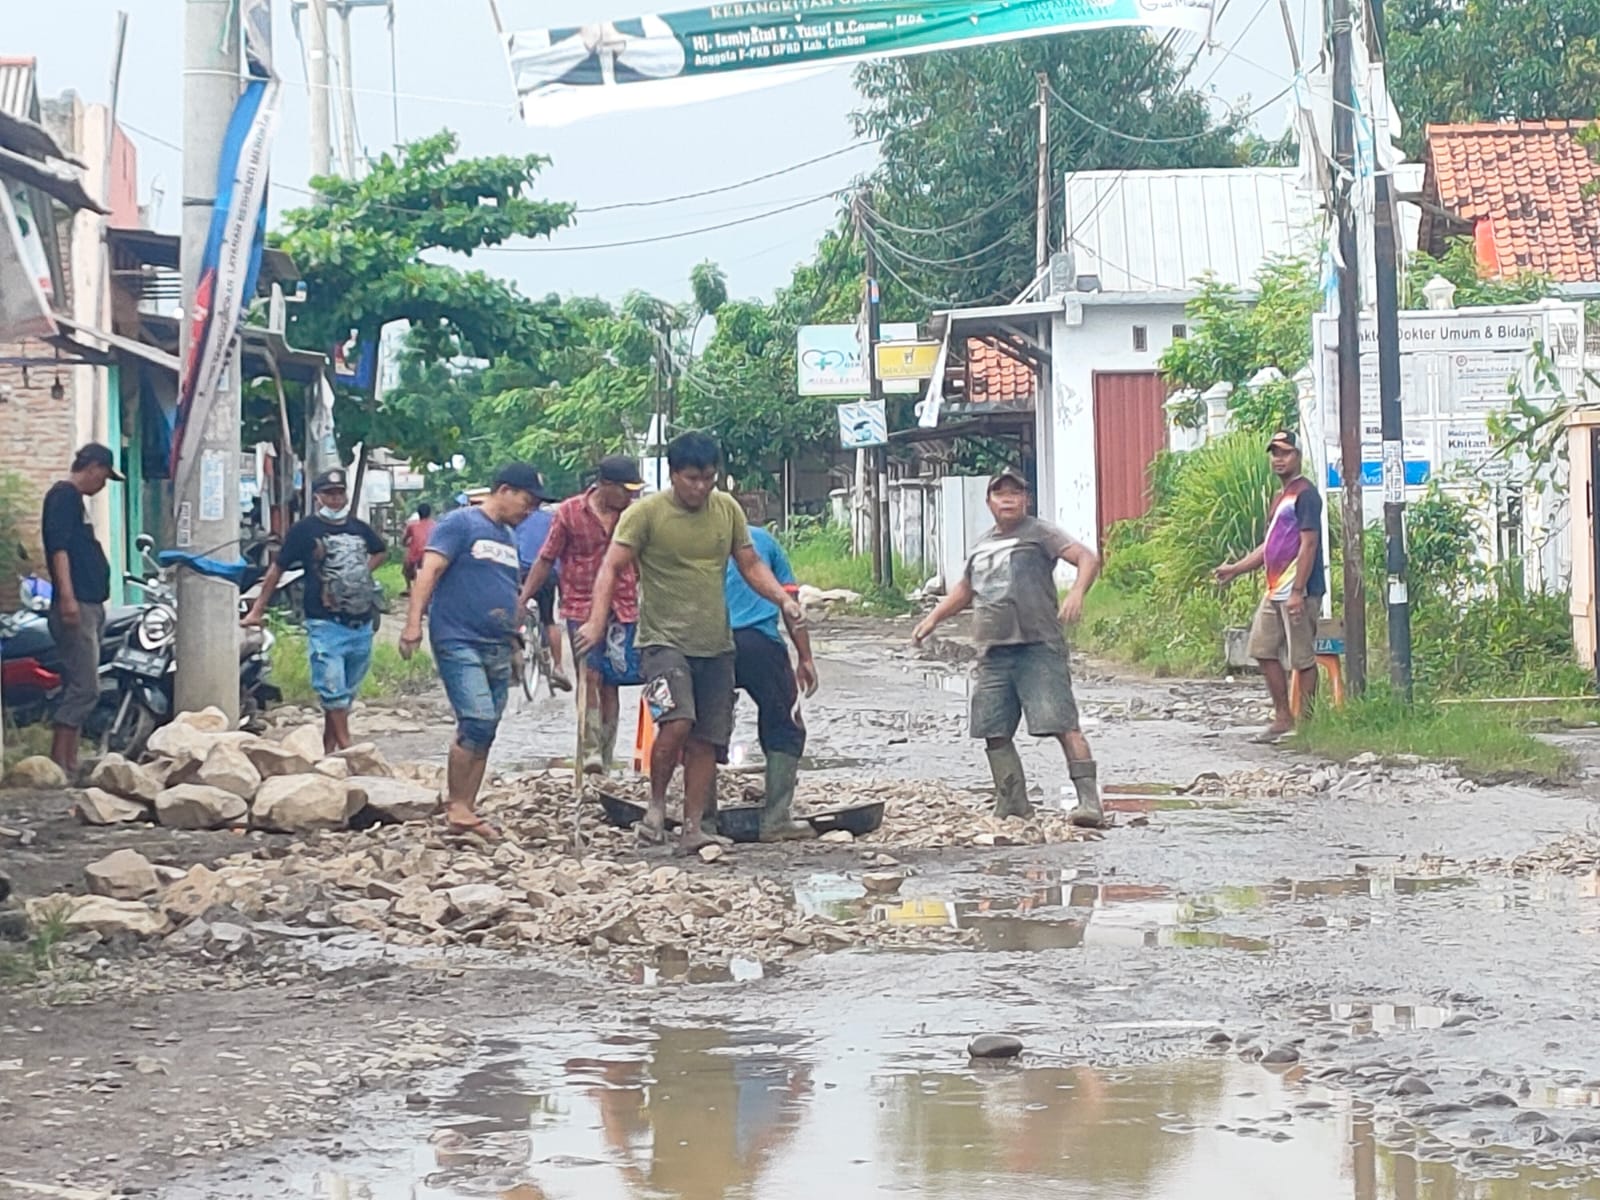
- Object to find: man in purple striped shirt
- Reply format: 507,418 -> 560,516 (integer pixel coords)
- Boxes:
1215,429 -> 1326,742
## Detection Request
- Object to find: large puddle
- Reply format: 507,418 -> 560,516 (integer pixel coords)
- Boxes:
272,1025 -> 1599,1198
788,863 -> 1475,959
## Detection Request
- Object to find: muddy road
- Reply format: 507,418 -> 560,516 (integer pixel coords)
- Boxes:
7,615 -> 1600,1199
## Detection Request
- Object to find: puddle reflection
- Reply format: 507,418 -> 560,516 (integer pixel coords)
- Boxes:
296,1029 -> 1597,1199
791,864 -> 1472,960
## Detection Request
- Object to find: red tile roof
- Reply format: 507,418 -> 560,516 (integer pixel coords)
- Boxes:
965,338 -> 1035,404
1423,119 -> 1600,282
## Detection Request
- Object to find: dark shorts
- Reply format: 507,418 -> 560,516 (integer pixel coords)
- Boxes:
733,627 -> 806,758
969,640 -> 1080,740
532,580 -> 557,628
566,618 -> 644,687
47,601 -> 104,729
641,645 -> 735,749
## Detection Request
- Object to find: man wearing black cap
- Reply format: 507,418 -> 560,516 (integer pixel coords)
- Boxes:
244,467 -> 387,754
1215,429 -> 1326,741
517,453 -> 646,775
912,467 -> 1106,828
401,464 -> 547,839
41,443 -> 123,773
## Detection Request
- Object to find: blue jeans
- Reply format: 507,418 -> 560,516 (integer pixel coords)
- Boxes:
435,640 -> 513,755
305,618 -> 374,711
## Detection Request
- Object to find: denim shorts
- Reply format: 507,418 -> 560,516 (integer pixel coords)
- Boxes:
305,618 -> 374,711
435,640 -> 513,755
566,618 -> 643,687
969,640 -> 1080,740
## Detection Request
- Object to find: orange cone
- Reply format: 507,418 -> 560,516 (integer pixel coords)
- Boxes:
632,693 -> 657,776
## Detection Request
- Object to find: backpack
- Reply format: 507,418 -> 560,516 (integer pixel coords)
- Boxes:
318,532 -> 378,618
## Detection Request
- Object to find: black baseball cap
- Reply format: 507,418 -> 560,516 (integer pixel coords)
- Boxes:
492,463 -> 551,501
312,467 -> 348,493
597,454 -> 645,491
1267,429 -> 1300,452
987,467 -> 1029,494
72,442 -> 125,482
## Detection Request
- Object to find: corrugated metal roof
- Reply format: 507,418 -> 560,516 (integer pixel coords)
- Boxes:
1064,167 -> 1318,295
0,56 -> 39,121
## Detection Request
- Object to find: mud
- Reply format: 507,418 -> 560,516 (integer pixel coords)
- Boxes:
6,616 -> 1600,1198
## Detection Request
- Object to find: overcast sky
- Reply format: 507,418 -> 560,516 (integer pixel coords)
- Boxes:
13,0 -> 1317,306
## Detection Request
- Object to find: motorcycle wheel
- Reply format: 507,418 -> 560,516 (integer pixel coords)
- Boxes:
104,690 -> 157,759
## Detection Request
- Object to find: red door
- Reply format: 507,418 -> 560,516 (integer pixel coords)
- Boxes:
1092,371 -> 1168,547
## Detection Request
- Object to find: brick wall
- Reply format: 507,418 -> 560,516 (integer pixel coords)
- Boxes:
0,356 -> 76,556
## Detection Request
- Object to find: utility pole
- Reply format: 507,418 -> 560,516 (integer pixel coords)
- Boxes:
306,0 -> 332,178
177,0 -> 242,720
856,192 -> 887,588
1367,0 -> 1412,699
1035,72 -> 1050,277
335,1 -> 360,177
1331,0 -> 1367,695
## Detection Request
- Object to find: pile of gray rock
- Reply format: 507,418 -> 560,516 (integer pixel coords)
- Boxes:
71,708 -> 440,835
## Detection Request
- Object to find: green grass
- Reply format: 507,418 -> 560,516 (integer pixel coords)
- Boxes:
781,523 -> 918,616
374,560 -> 407,603
0,902 -> 72,990
1076,582 -> 1239,677
2,722 -> 52,772
1291,690 -> 1576,784
269,628 -> 435,707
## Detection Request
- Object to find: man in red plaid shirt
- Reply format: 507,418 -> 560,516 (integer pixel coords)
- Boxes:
517,455 -> 645,773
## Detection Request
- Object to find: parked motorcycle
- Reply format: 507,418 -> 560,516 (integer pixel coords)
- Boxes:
0,565 -> 141,734
101,537 -> 298,758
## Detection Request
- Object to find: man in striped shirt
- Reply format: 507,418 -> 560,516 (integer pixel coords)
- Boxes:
1215,429 -> 1327,742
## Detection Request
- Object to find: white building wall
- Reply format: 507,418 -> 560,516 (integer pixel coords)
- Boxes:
1043,298 -> 1189,550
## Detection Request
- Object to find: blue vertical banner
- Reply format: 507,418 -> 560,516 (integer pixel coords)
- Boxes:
171,0 -> 281,493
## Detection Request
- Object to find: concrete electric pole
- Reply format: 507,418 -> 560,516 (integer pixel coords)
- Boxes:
307,0 -> 332,178
176,0 -> 243,720
1330,0 -> 1367,696
1035,72 -> 1050,277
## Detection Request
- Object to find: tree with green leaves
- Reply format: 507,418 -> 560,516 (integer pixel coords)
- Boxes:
1383,0 -> 1600,158
852,31 -> 1247,310
1160,256 -> 1319,433
271,131 -> 573,462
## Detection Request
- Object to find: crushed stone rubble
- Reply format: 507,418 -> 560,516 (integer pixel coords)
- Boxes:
19,745 -> 1120,981
8,701 -> 1482,987
1412,832 -> 1600,878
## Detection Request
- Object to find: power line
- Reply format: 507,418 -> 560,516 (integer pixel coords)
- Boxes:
119,120 -> 872,224
582,141 -> 879,213
482,190 -> 847,253
858,176 -> 1035,238
864,220 -> 1031,271
1045,78 -> 1293,147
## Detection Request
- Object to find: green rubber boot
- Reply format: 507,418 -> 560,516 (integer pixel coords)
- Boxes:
759,751 -> 813,841
1067,759 -> 1106,829
985,742 -> 1034,819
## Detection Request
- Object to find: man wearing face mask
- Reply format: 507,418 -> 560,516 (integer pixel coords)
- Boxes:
245,468 -> 387,754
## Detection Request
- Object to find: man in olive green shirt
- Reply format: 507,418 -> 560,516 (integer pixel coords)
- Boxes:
581,432 -> 805,854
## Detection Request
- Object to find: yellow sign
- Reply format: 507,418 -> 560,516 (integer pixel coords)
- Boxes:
874,340 -> 941,381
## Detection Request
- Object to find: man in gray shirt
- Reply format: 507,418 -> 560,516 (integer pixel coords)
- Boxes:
913,468 -> 1105,828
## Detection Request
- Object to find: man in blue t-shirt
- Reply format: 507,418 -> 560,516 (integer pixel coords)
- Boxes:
724,525 -> 819,841
401,463 -> 547,839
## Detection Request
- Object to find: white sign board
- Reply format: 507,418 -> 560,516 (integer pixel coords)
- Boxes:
1312,307 -> 1577,494
838,399 -> 888,449
798,322 -> 918,396
1307,301 -> 1583,592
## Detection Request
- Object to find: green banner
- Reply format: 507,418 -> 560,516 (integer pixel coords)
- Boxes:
507,0 -> 1214,124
